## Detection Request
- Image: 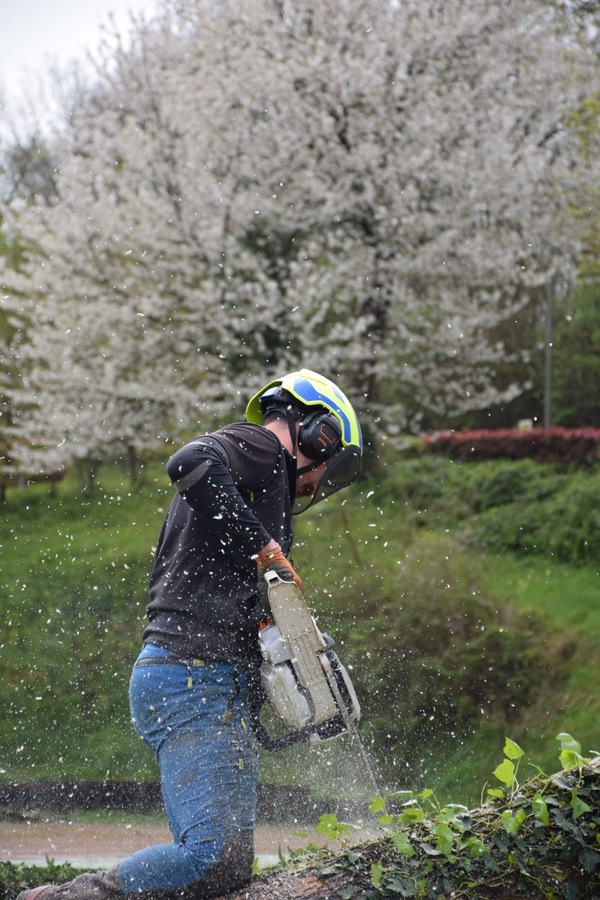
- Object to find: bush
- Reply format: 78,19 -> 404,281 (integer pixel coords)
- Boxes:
475,469 -> 600,563
425,426 -> 600,464
279,749 -> 600,899
0,860 -> 86,900
384,456 -> 600,565
322,533 -> 552,786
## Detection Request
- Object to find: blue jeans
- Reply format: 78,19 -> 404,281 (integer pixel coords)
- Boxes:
118,644 -> 259,893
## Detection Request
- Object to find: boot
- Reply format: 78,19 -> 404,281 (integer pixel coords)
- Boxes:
17,833 -> 253,900
17,868 -> 124,900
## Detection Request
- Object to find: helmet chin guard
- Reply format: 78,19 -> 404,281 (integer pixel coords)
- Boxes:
294,446 -> 362,514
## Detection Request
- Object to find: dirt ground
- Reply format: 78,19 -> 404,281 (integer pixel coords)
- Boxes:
0,819 -> 370,868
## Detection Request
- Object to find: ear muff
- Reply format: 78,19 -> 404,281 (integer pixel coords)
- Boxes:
297,410 -> 342,460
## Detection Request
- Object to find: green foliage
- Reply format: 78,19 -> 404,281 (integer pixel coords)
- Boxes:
0,860 -> 84,900
0,462 -> 167,779
475,468 -> 600,563
315,813 -> 352,843
1,455 -> 599,805
281,735 -> 600,899
325,533 -> 548,787
552,282 -> 600,427
387,455 -> 600,565
490,737 -> 525,799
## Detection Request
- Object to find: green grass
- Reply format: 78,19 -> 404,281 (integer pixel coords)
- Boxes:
0,460 -> 169,588
483,553 -> 600,631
1,456 -> 599,809
479,554 -> 600,773
0,461 -> 170,782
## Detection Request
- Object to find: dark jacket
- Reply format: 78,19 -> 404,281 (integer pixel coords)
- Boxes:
143,422 -> 296,664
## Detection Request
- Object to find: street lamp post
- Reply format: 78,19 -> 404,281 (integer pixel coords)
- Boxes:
543,275 -> 553,430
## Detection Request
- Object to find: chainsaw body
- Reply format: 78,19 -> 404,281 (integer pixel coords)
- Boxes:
258,570 -> 360,745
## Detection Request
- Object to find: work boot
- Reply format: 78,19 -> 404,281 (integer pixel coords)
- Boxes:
17,868 -> 124,900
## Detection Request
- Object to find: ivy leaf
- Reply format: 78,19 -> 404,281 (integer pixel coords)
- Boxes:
493,758 -> 515,788
501,808 -> 526,835
420,842 -> 443,856
556,732 -> 587,769
487,787 -> 505,800
570,790 -> 591,820
377,814 -> 394,826
552,773 -> 576,791
391,831 -> 415,858
579,849 -> 600,874
556,732 -> 582,755
369,797 -> 386,814
454,813 -> 473,832
466,836 -> 487,858
503,738 -> 524,760
371,859 -> 385,889
435,823 -> 456,858
400,808 -> 424,825
386,874 -> 418,897
560,748 -> 583,770
315,813 -> 349,841
532,795 -> 549,826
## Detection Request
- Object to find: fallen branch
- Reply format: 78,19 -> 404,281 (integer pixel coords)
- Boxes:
231,756 -> 599,899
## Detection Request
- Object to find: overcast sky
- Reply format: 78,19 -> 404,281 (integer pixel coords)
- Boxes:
0,0 -> 158,112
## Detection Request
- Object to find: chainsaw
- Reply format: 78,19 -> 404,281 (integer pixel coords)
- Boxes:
255,569 -> 382,797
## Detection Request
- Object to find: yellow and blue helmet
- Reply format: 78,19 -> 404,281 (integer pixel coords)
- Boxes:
246,368 -> 362,512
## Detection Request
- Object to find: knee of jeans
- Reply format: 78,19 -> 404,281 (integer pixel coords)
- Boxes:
181,826 -> 226,877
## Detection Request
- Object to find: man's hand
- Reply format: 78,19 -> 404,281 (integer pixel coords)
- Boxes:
255,541 -> 302,587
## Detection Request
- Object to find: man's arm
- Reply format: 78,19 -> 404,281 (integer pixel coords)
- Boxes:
166,437 -> 300,584
167,437 -> 272,558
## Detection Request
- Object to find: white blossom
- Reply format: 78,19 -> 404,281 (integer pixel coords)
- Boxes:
1,0 -> 598,478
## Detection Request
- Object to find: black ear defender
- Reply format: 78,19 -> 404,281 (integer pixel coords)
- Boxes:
297,410 -> 342,460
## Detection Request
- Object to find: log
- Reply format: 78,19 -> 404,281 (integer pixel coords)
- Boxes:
225,759 -> 599,900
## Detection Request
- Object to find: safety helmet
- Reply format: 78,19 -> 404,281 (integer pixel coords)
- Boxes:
246,369 -> 362,512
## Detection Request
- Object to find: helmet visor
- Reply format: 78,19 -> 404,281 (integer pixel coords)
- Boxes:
293,446 -> 361,514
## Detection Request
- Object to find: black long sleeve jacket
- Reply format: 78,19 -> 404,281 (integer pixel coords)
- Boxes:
143,422 -> 296,664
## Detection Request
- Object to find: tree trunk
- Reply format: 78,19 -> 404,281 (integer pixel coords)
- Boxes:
225,759 -> 600,900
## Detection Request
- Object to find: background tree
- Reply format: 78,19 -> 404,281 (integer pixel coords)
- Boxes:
552,280 -> 600,426
1,0 -> 599,483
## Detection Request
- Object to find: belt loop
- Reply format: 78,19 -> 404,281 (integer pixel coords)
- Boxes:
186,659 -> 205,688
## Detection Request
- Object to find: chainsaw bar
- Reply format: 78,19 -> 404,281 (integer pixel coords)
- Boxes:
261,570 -> 384,800
264,570 -> 339,725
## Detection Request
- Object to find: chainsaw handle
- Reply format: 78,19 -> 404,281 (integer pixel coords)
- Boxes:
263,569 -> 291,587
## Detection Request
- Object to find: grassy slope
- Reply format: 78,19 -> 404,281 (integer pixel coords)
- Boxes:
0,462 -> 168,781
481,555 -> 600,763
0,458 -> 598,807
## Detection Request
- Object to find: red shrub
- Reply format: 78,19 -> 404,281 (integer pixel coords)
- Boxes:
424,427 -> 600,464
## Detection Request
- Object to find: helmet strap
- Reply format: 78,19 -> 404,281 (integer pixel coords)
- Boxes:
284,411 -> 299,457
296,460 -> 322,477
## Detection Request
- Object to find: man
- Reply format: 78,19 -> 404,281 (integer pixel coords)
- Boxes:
18,368 -> 362,900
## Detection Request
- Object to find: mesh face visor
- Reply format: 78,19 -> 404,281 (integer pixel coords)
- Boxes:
293,446 -> 362,514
